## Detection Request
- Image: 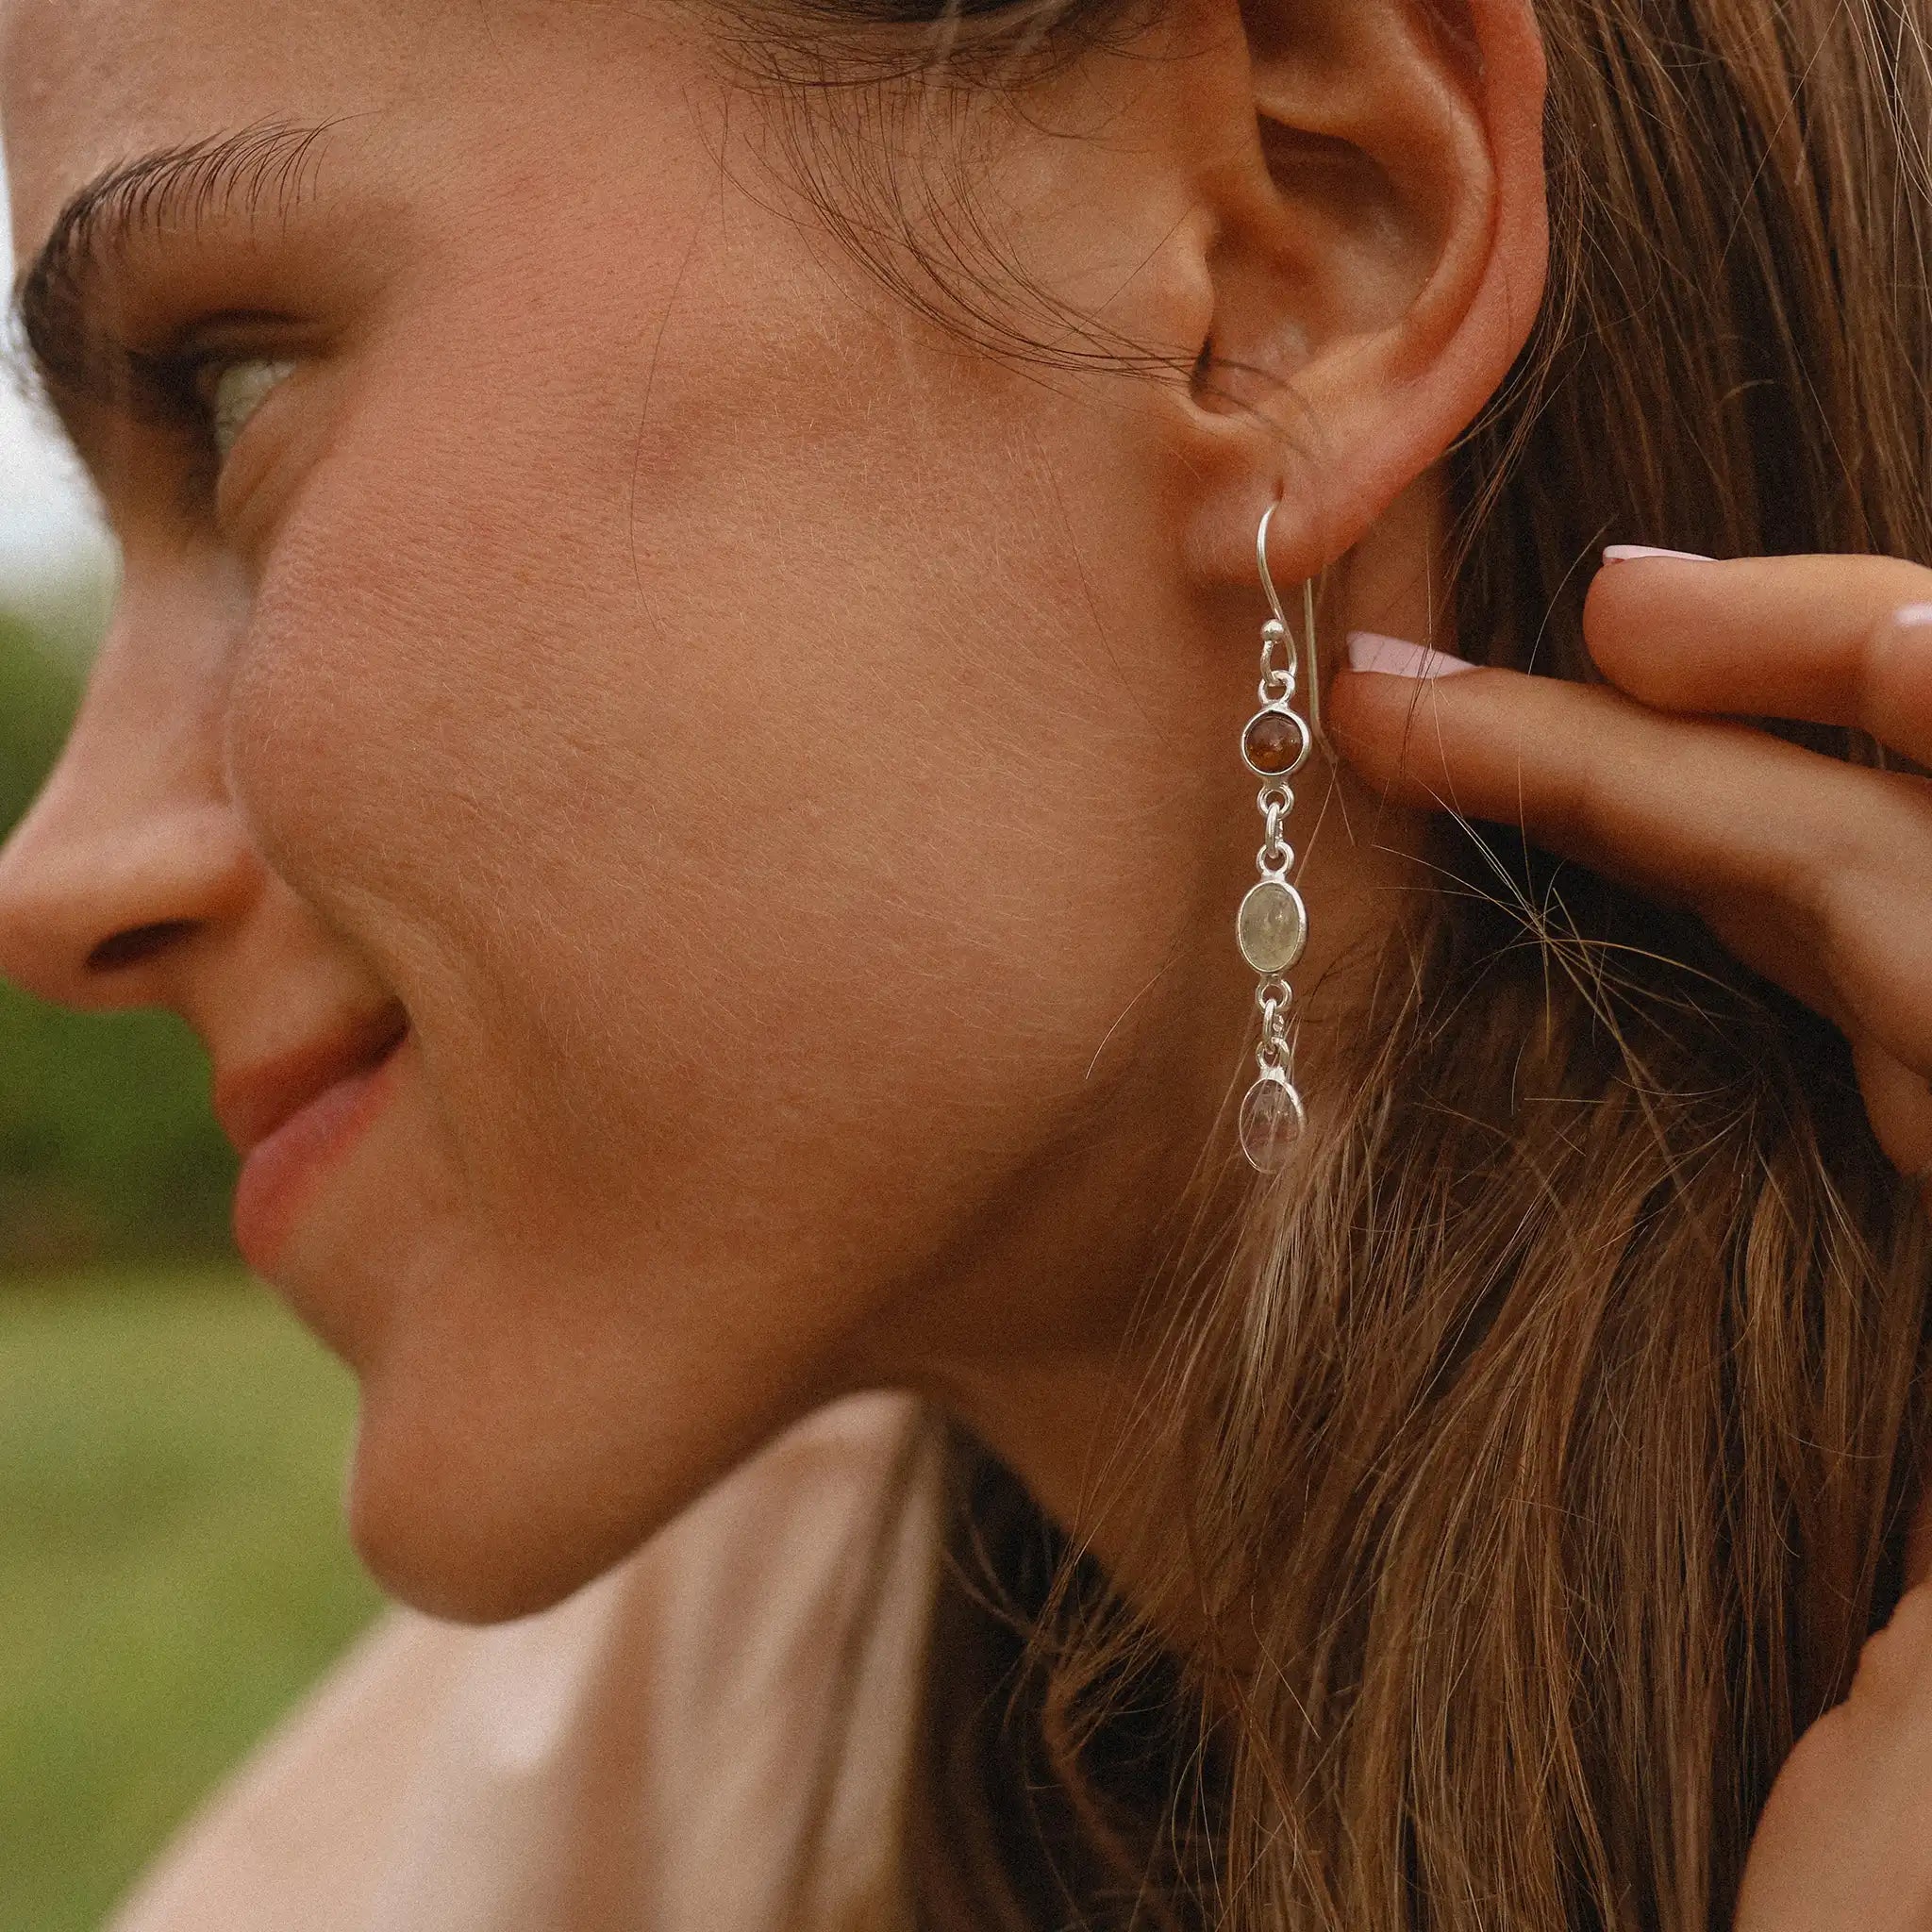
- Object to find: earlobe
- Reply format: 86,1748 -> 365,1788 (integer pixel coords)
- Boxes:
1172,0 -> 1548,593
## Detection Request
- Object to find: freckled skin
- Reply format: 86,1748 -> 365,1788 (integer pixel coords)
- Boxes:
0,0 -> 1424,1622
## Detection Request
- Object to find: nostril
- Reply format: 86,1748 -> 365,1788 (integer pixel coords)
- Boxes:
86,920 -> 198,974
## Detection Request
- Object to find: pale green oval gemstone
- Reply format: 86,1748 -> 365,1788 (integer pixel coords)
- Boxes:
1238,881 -> 1307,974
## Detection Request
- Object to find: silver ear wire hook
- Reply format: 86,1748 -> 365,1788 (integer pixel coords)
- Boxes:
1255,501 -> 1330,760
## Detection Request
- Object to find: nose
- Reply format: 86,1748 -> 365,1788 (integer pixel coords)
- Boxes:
0,608 -> 260,1015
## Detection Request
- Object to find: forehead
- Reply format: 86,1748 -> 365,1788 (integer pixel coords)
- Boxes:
0,0 -> 488,259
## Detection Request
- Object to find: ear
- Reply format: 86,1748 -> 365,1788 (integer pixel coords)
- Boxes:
1163,0 -> 1549,598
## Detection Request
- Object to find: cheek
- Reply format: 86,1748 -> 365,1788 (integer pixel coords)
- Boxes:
231,408 -> 718,1233
205,104 -> 1241,1621
226,190 -> 1221,1324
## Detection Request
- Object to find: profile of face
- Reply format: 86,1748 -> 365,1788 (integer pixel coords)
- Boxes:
0,0 -> 1545,1619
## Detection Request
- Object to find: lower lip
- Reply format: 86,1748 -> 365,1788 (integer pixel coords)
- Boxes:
231,1040 -> 406,1274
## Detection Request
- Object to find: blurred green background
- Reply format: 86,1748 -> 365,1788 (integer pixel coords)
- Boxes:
0,601 -> 380,1931
0,605 -> 237,1272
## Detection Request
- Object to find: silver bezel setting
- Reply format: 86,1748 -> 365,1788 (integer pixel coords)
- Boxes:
1237,879 -> 1308,975
1241,705 -> 1311,779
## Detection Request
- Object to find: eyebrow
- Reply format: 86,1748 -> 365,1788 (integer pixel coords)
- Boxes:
11,120 -> 334,399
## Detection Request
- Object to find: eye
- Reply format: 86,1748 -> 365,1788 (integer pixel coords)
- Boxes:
193,356 -> 296,464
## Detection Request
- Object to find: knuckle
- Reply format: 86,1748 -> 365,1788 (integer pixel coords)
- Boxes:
1807,873 -> 1880,1008
1862,555 -> 1932,607
1786,780 -> 1932,948
1555,704 -> 1659,848
1890,1580 -> 1932,1640
1772,1703 -> 1859,1800
1773,830 -> 1857,942
1853,1624 -> 1905,1697
1823,553 -> 1932,621
1850,1587 -> 1932,1705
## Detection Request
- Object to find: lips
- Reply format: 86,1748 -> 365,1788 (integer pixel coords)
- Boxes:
214,1007 -> 409,1158
221,1007 -> 410,1274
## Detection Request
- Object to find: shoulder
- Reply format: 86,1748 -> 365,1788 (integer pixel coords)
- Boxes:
109,1393 -> 935,1932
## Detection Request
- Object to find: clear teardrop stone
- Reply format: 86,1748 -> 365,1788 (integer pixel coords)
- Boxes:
1240,1076 -> 1306,1174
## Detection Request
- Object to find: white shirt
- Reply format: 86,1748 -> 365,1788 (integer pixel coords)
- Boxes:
108,1395 -> 937,1932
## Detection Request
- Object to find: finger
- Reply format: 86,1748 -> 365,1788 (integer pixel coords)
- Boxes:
1849,1580 -> 1932,1719
1330,662 -> 1932,1079
1583,552 -> 1932,764
1852,1038 -> 1932,1187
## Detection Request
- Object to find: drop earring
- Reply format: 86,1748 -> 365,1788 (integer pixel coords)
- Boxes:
1237,502 -> 1323,1174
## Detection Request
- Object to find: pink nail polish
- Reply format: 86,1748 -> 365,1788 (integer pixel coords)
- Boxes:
1897,604 -> 1932,628
1602,545 -> 1715,564
1344,632 -> 1479,680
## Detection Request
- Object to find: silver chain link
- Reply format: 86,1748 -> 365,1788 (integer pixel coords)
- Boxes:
1255,976 -> 1294,1073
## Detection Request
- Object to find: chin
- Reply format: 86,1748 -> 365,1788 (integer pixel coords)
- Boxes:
341,1401 -> 652,1626
332,1282 -> 829,1625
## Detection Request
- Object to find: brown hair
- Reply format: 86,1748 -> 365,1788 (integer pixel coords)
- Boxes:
750,0 -> 1932,1924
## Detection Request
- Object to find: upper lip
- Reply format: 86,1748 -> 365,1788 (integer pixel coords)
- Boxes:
213,1006 -> 410,1158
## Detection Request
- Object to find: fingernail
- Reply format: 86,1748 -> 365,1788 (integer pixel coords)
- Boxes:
1896,604 -> 1932,628
1344,632 -> 1479,679
1602,545 -> 1714,564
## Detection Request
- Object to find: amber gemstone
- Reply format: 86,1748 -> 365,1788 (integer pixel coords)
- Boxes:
1242,708 -> 1308,776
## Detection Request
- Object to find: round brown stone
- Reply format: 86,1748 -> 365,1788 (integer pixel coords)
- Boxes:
1242,708 -> 1309,776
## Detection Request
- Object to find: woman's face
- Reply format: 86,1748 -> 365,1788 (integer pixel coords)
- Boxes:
0,0 -> 1414,1617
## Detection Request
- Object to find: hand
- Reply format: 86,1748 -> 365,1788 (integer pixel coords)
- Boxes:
1331,551 -> 1932,1181
1331,548 -> 1932,1929
1731,1576 -> 1932,1931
